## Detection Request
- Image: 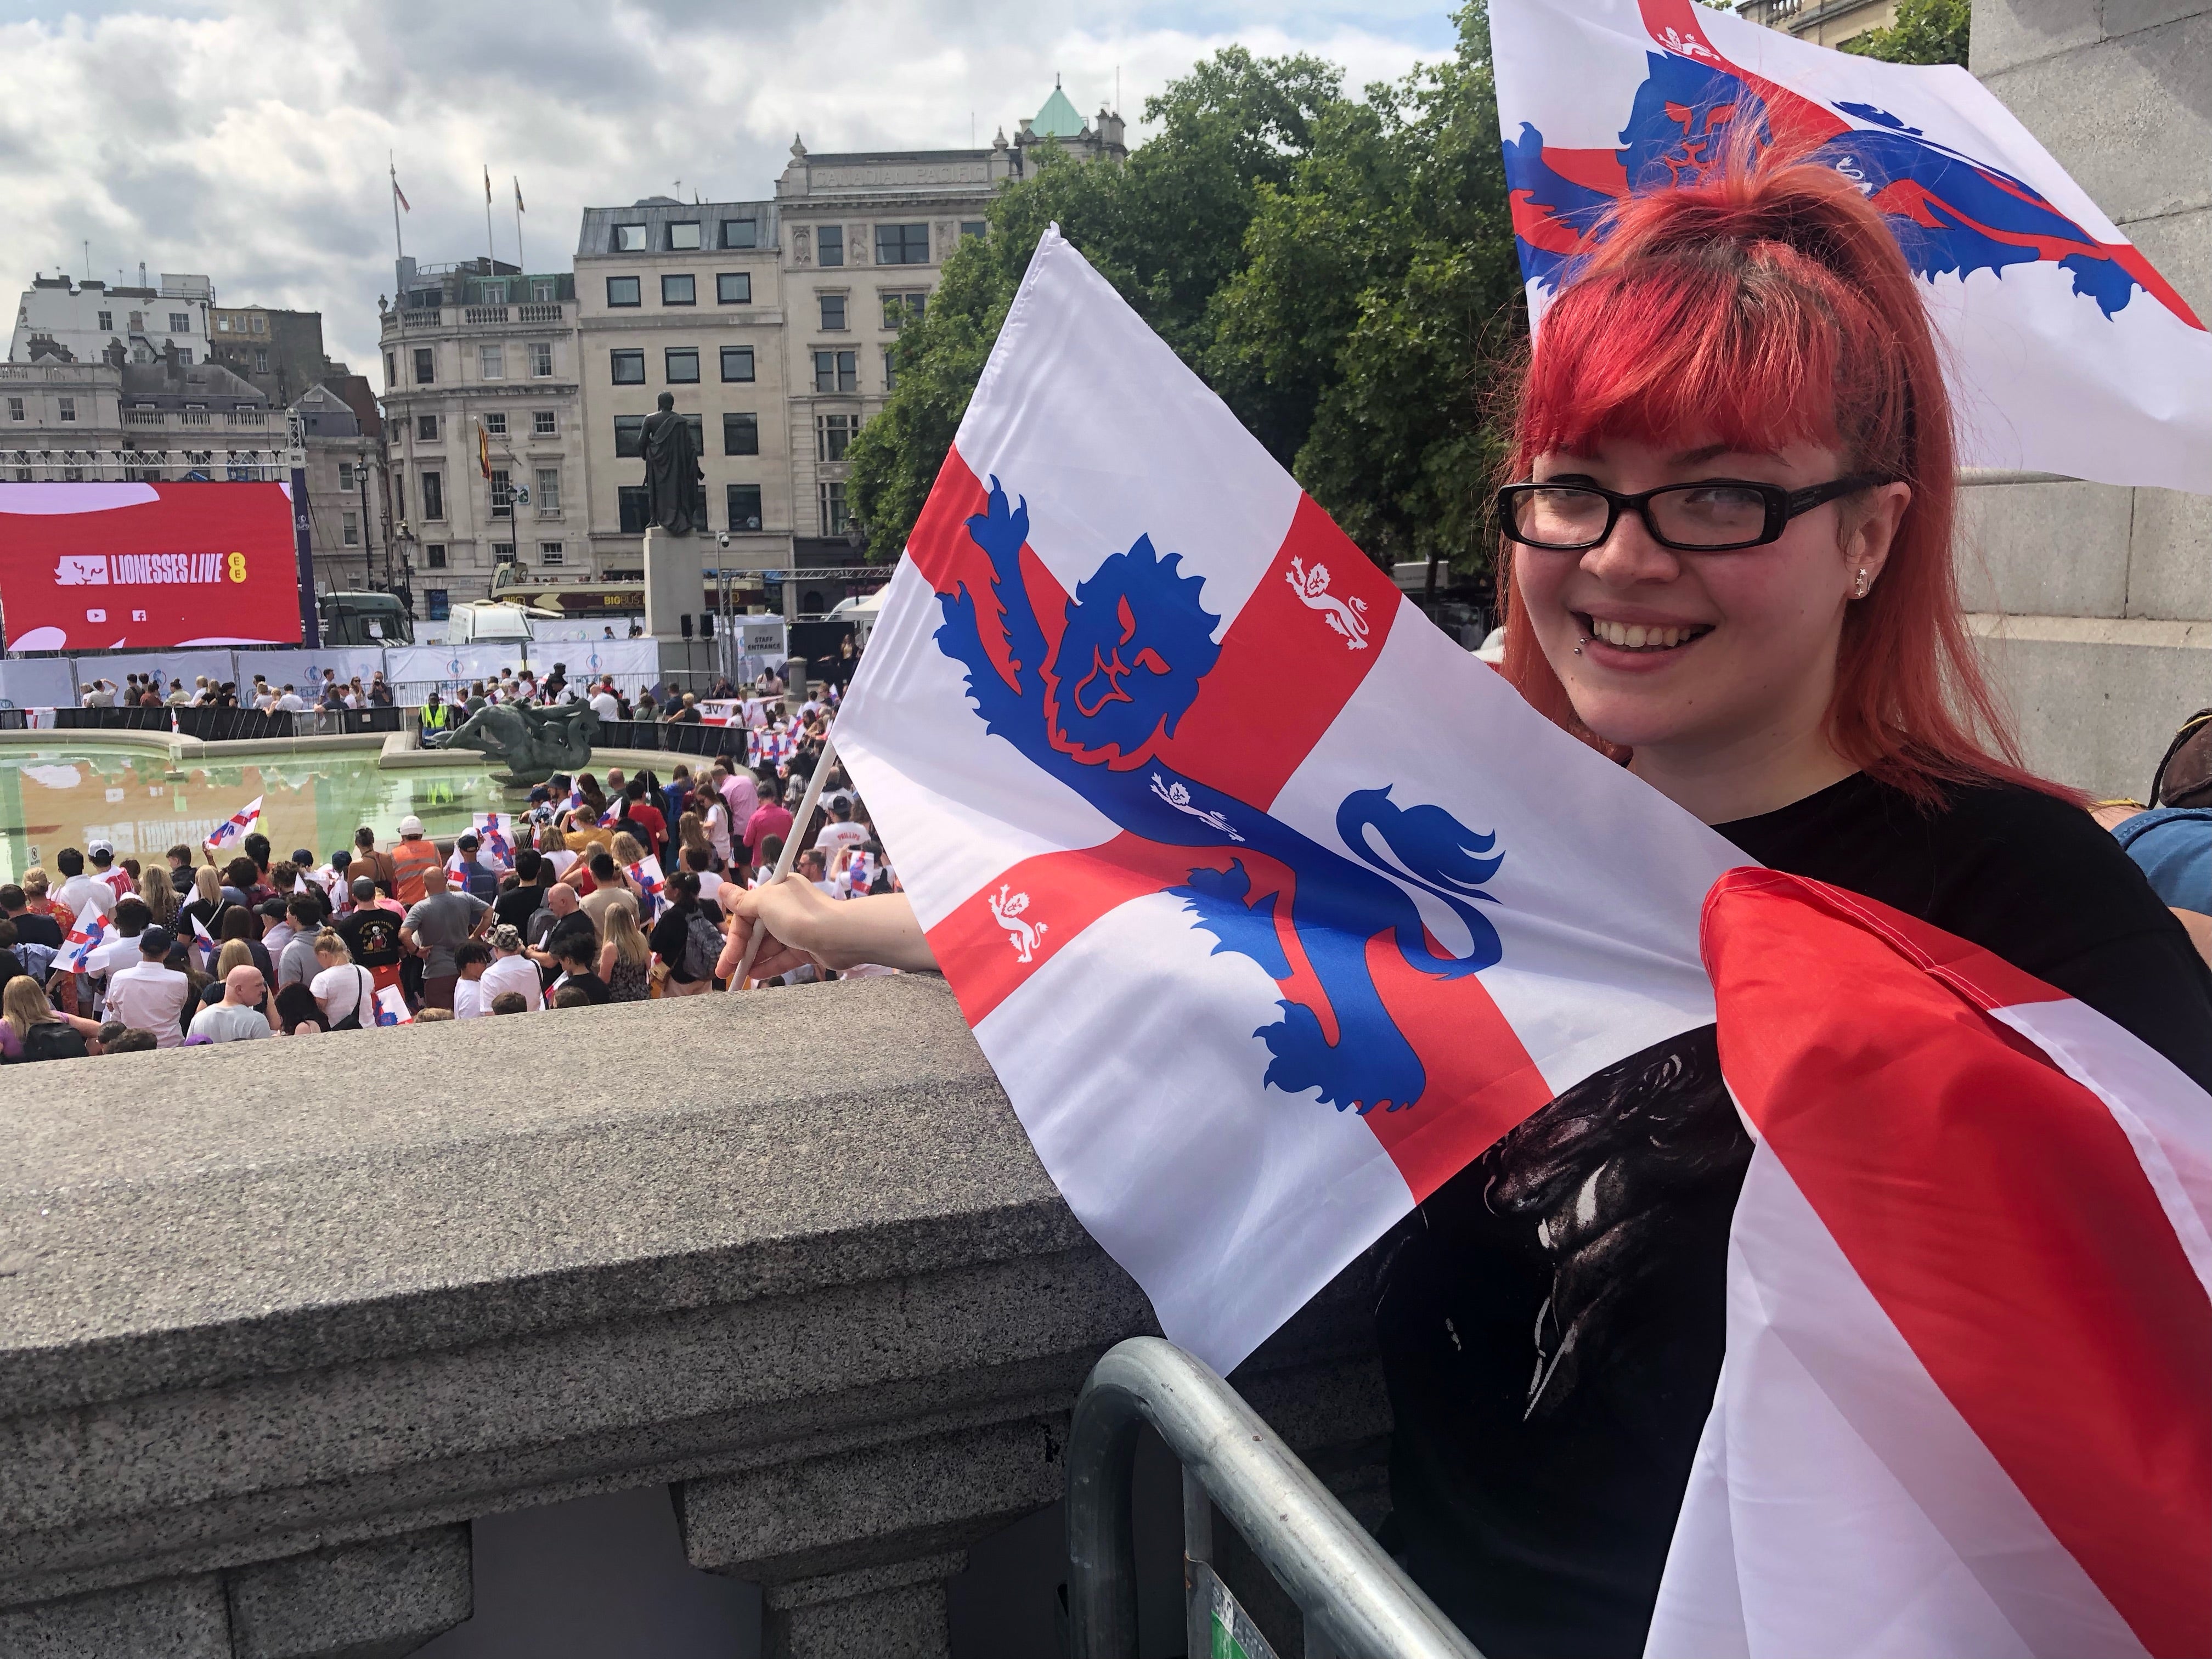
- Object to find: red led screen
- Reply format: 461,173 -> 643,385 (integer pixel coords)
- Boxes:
0,481 -> 303,652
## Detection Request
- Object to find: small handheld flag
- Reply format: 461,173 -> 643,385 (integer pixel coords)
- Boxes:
473,812 -> 515,865
628,855 -> 666,918
190,915 -> 217,970
205,796 -> 263,853
374,986 -> 413,1027
56,913 -> 109,975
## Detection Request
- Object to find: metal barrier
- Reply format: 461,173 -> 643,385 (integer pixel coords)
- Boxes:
41,704 -> 400,741
590,718 -> 751,759
1066,1338 -> 1481,1659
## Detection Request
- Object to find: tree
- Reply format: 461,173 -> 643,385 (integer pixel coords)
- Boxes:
1842,0 -> 1970,66
847,48 -> 1345,559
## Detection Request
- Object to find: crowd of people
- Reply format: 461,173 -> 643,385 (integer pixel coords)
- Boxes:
0,704 -> 895,1060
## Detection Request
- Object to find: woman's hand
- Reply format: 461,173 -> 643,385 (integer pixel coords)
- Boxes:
719,881 -> 935,983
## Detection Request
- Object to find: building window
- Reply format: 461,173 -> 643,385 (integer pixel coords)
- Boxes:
342,510 -> 360,546
253,348 -> 270,373
479,345 -> 505,378
720,218 -> 758,249
876,223 -> 930,265
723,412 -> 759,456
251,315 -> 267,334
5,398 -> 21,421
493,541 -> 516,564
606,275 -> 642,307
528,341 -> 554,378
614,415 -> 646,458
535,466 -> 561,511
426,588 -> 450,620
532,280 -> 556,303
612,223 -> 647,252
720,345 -> 755,382
610,349 -> 646,385
97,308 -> 115,331
618,485 -> 651,534
170,312 -> 191,332
667,220 -> 702,250
716,272 -> 751,304
338,461 -> 357,490
531,411 -> 555,438
177,348 -> 193,364
812,350 -> 857,393
426,544 -> 448,569
421,471 -> 445,521
817,225 -> 844,267
129,310 -> 144,331
816,413 -> 859,462
539,541 -> 565,565
882,346 -> 899,391
417,414 -> 439,441
484,411 -> 507,437
882,291 -> 927,330
414,347 -> 435,384
661,273 -> 696,306
819,294 -> 847,331
58,397 -> 75,422
818,481 -> 849,535
727,483 -> 763,531
962,220 -> 986,239
385,351 -> 396,385
665,347 -> 700,383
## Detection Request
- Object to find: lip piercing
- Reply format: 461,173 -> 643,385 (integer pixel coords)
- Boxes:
1573,635 -> 1588,655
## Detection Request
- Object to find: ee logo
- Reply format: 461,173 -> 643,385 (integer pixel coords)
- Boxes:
227,551 -> 248,583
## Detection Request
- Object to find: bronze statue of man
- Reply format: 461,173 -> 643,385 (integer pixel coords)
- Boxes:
640,391 -> 703,534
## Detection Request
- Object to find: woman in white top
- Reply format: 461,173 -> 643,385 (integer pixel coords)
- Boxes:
308,932 -> 376,1031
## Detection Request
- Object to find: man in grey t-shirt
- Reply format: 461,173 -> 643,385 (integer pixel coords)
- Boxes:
188,965 -> 276,1043
400,865 -> 490,1012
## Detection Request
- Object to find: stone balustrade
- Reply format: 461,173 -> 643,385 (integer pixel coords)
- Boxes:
0,975 -> 1390,1657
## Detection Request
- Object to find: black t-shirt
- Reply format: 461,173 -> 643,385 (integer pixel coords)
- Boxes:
648,901 -> 702,981
1379,772 -> 2212,1659
494,882 -> 547,935
555,970 -> 611,1005
7,912 -> 64,950
335,909 -> 404,972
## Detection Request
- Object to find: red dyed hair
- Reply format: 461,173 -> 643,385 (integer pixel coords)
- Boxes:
1499,156 -> 2059,807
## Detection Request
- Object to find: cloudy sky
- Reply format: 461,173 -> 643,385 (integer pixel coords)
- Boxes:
0,0 -> 1451,377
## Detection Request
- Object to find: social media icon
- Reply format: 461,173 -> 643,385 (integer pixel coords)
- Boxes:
86,607 -> 108,623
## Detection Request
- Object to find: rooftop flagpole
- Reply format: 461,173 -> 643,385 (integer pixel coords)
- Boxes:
389,154 -> 407,263
513,177 -> 527,276
482,164 -> 496,275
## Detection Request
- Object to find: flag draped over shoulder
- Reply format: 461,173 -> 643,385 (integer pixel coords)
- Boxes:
835,227 -> 1747,1374
1657,870 -> 2210,1659
1490,0 -> 2211,493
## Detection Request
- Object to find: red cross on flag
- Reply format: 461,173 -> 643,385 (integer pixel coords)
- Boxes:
834,229 -> 1747,1370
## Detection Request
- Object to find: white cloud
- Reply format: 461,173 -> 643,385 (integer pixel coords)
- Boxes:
0,0 -> 1442,377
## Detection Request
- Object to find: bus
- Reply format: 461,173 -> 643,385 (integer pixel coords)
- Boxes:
489,561 -> 760,623
317,591 -> 415,646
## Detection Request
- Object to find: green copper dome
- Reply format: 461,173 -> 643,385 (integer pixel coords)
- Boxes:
1030,79 -> 1087,139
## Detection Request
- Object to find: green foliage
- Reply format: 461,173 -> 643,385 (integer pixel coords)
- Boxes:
1842,0 -> 1970,66
847,10 -> 1525,578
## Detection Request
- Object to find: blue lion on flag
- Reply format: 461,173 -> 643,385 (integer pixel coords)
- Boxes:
934,478 -> 1505,1115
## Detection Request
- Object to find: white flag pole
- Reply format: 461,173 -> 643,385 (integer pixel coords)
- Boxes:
733,726 -> 837,989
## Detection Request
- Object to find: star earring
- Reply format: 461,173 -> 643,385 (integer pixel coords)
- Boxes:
1853,568 -> 1870,598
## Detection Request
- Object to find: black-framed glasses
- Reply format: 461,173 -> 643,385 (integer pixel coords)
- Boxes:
1496,475 -> 1883,553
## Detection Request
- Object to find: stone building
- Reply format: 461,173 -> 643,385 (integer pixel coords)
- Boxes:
375,257 -> 588,618
1962,0 -> 2209,797
205,304 -> 351,406
291,381 -> 394,597
1734,0 -> 1899,49
0,355 -> 279,483
7,272 -> 214,368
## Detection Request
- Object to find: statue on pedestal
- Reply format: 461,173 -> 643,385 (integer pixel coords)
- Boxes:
423,702 -> 602,787
641,391 -> 704,535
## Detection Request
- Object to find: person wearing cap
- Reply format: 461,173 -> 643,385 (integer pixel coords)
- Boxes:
391,817 -> 443,907
477,924 -> 542,1012
105,925 -> 190,1047
88,840 -> 136,904
446,833 -> 503,901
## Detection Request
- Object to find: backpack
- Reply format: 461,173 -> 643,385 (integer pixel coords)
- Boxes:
22,1020 -> 88,1063
680,908 -> 723,983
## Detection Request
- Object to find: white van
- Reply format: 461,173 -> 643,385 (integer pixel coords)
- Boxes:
444,601 -> 539,645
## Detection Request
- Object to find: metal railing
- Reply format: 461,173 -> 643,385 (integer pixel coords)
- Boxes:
1067,1338 -> 1483,1659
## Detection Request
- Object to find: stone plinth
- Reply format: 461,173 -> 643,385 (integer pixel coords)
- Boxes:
0,977 -> 1387,1655
643,526 -> 706,641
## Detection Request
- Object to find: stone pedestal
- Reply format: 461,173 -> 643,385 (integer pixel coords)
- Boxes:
642,526 -> 703,641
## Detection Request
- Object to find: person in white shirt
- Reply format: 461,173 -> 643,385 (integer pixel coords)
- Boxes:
105,927 -> 190,1047
477,925 -> 543,1011
308,933 -> 377,1030
52,848 -> 117,926
813,799 -> 868,857
275,686 -> 306,713
589,684 -> 621,721
451,940 -> 492,1018
681,845 -> 723,909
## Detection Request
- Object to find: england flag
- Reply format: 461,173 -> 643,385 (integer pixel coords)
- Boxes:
374,986 -> 413,1027
204,795 -> 263,854
55,912 -> 109,974
1490,0 -> 2210,491
628,854 -> 665,918
473,812 -> 516,865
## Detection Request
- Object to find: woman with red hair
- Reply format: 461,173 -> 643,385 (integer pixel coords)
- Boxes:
726,158 -> 2210,1654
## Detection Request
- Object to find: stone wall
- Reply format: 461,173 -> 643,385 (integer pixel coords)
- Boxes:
1965,1 -> 2210,799
0,977 -> 1387,1657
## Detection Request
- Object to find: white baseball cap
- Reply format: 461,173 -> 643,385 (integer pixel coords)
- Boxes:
397,815 -> 424,837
